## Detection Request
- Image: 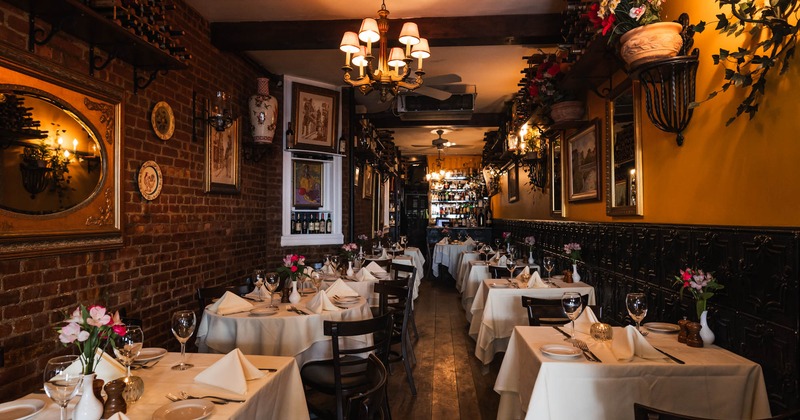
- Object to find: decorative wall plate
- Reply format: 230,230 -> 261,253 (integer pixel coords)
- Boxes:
138,161 -> 163,201
151,101 -> 175,140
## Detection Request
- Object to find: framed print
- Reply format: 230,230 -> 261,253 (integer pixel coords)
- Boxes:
151,101 -> 174,141
567,120 -> 601,202
205,118 -> 241,194
292,160 -> 323,208
507,164 -> 519,203
291,82 -> 339,153
362,165 -> 374,199
338,136 -> 347,154
354,166 -> 360,187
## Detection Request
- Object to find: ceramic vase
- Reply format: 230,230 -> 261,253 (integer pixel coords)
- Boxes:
528,251 -> 535,267
249,77 -> 278,144
550,100 -> 585,123
289,280 -> 301,304
699,310 -> 715,345
619,22 -> 684,69
74,373 -> 104,420
572,264 -> 581,283
346,261 -> 354,277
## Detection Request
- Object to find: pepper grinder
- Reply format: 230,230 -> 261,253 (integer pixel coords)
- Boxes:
103,379 -> 127,418
686,321 -> 704,348
677,318 -> 689,344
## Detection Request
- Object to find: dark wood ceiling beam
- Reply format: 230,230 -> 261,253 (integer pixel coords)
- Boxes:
210,14 -> 563,51
368,112 -> 502,129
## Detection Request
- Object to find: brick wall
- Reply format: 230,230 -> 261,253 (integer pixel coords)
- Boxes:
0,1 -> 351,400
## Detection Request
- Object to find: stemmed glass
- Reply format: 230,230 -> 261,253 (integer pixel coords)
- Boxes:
330,255 -> 340,275
543,257 -> 555,279
626,293 -> 648,334
505,257 -> 517,279
562,292 -> 584,341
265,273 -> 280,307
254,269 -> 265,300
311,269 -> 323,293
494,238 -> 502,251
44,355 -> 82,420
113,325 -> 144,403
171,310 -> 196,370
400,235 -> 408,248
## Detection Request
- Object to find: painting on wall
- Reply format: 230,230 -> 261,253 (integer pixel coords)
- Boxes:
507,164 -> 519,203
362,165 -> 374,199
292,160 -> 323,208
291,82 -> 339,153
567,121 -> 600,202
205,118 -> 240,194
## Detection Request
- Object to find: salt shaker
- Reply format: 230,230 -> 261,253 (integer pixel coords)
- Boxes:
677,318 -> 689,344
103,379 -> 127,418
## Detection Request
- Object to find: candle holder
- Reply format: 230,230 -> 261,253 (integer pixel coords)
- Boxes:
590,322 -> 613,342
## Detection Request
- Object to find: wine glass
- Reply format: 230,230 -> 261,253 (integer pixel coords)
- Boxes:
265,273 -> 280,308
253,269 -> 265,299
171,310 -> 196,370
505,256 -> 517,279
43,355 -> 82,420
330,255 -> 339,274
494,238 -> 501,250
311,269 -> 323,293
113,325 -> 143,378
400,235 -> 408,247
626,293 -> 648,334
543,257 -> 555,279
562,292 -> 584,341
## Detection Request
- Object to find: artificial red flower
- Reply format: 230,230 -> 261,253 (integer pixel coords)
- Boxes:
586,3 -> 603,28
601,14 -> 616,36
291,266 -> 298,272
291,255 -> 299,262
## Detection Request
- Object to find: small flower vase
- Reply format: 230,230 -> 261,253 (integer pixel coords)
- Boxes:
528,251 -> 535,267
506,243 -> 511,254
572,264 -> 581,283
699,310 -> 715,345
346,261 -> 354,277
74,373 -> 104,420
249,77 -> 278,144
289,280 -> 301,304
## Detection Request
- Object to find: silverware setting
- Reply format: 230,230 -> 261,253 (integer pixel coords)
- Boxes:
258,368 -> 278,372
574,339 -> 601,363
166,392 -> 226,405
653,347 -> 685,364
131,359 -> 161,370
288,305 -> 307,315
168,391 -> 244,404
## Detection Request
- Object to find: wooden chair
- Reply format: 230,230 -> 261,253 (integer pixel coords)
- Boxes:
521,295 -> 601,326
634,403 -> 800,420
489,264 -> 524,279
364,257 -> 392,271
300,313 -> 394,420
344,354 -> 388,420
389,263 -> 419,340
373,275 -> 417,395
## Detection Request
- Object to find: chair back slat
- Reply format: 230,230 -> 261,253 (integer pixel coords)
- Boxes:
345,354 -> 388,420
521,295 -> 601,326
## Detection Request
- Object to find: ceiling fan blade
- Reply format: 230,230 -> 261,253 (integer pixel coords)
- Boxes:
414,86 -> 452,101
411,144 -> 434,148
425,74 -> 462,85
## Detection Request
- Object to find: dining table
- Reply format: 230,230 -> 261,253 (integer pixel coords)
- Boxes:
431,240 -> 475,277
18,352 -> 309,419
494,326 -> 772,420
469,276 -> 595,365
460,259 -> 541,317
196,292 -> 372,367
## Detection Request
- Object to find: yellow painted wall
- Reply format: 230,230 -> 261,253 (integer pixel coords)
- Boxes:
495,1 -> 800,228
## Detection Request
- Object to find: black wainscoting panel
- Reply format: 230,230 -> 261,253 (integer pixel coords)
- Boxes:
492,219 -> 799,414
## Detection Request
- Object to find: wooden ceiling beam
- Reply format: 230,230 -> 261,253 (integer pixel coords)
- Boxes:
210,14 -> 563,51
368,112 -> 502,129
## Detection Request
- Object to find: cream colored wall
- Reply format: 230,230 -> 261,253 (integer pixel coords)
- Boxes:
495,1 -> 800,228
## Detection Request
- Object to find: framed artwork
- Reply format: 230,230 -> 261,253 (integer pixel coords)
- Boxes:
567,120 -> 601,202
338,136 -> 347,155
507,164 -> 519,203
353,166 -> 360,187
292,160 -> 323,208
362,165 -> 374,199
205,118 -> 241,194
291,82 -> 339,153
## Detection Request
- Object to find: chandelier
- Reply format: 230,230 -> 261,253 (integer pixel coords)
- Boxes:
339,1 -> 431,102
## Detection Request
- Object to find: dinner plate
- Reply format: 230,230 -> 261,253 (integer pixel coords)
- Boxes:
135,347 -> 167,363
0,398 -> 45,420
250,307 -> 279,316
490,283 -> 512,288
152,399 -> 215,420
644,322 -> 680,333
334,296 -> 360,303
540,344 -> 582,359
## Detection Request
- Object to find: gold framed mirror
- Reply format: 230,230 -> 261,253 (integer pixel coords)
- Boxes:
0,44 -> 123,259
606,80 -> 643,216
550,133 -> 566,217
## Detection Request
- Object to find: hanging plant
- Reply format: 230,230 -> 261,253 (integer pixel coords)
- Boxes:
690,0 -> 799,125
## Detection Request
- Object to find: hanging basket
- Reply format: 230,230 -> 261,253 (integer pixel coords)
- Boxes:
619,22 -> 684,69
550,101 -> 585,123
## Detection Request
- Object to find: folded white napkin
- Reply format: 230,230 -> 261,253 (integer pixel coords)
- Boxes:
306,290 -> 341,313
208,291 -> 253,315
303,266 -> 314,277
366,261 -> 387,274
354,268 -> 377,282
515,266 -> 530,281
322,264 -> 335,275
326,279 -> 360,298
244,284 -> 269,301
497,255 -> 508,266
567,306 -> 599,334
65,348 -> 126,384
463,238 -> 475,246
107,413 -> 130,420
527,271 -> 548,288
194,348 -> 265,395
438,237 -> 449,245
611,325 -> 666,362
380,249 -> 389,259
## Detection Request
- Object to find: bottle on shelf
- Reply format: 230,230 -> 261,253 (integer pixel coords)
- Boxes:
486,206 -> 493,227
301,213 -> 308,234
477,208 -> 485,227
326,213 -> 333,234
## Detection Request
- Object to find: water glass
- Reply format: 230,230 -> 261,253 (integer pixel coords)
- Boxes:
562,292 -> 583,340
626,293 -> 648,333
171,310 -> 196,370
265,273 -> 279,307
505,258 -> 516,278
543,257 -> 555,279
44,355 -> 82,420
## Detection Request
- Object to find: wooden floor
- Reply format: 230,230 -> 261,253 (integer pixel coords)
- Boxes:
386,277 -> 503,420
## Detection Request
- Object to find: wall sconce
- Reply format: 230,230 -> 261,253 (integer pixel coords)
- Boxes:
192,90 -> 235,142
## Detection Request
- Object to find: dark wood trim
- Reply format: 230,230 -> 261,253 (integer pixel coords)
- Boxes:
369,112 -> 502,128
210,14 -> 563,51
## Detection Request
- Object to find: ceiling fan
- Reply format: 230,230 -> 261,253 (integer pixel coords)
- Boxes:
354,74 -> 463,113
410,129 -> 466,151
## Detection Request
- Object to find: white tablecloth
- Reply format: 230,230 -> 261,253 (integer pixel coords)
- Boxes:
461,260 -> 491,315
432,242 -> 474,277
404,246 -> 426,288
24,353 -> 309,419
469,278 -> 595,364
494,327 -> 772,420
196,294 -> 372,367
455,251 -> 481,292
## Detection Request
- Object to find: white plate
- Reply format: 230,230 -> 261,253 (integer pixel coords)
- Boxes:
540,344 -> 582,359
135,348 -> 167,363
333,295 -> 360,302
644,322 -> 680,333
490,283 -> 512,288
250,307 -> 279,316
0,398 -> 45,420
152,400 -> 215,420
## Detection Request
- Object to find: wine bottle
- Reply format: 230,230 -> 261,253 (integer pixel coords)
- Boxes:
477,208 -> 485,227
326,213 -> 332,233
486,206 -> 493,227
301,214 -> 308,234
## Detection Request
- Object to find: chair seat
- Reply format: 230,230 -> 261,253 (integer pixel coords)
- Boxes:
301,356 -> 370,394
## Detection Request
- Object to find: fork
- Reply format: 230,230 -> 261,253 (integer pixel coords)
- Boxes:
179,391 -> 239,404
574,340 -> 601,363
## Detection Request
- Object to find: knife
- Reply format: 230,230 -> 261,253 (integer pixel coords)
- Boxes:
552,325 -> 572,339
258,368 -> 278,372
654,347 -> 685,364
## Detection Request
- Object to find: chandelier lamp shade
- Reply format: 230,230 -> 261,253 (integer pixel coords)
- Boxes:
340,1 -> 431,102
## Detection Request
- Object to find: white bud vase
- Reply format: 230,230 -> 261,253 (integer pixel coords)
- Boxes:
249,77 -> 278,144
289,280 -> 301,304
528,251 -> 535,267
74,373 -> 103,420
346,261 -> 354,277
572,264 -> 581,283
699,310 -> 715,345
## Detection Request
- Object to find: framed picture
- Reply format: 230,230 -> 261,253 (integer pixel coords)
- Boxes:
292,160 -> 323,208
362,165 -> 374,199
567,120 -> 601,202
353,166 -> 360,187
338,136 -> 347,155
292,82 -> 339,153
205,118 -> 240,194
507,164 -> 519,203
